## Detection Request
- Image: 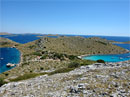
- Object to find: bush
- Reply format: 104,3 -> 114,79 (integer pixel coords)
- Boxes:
49,68 -> 74,75
68,62 -> 80,68
28,45 -> 35,49
40,55 -> 48,59
54,53 -> 63,59
97,59 -> 105,63
32,52 -> 42,56
97,41 -> 107,45
4,73 -> 9,76
80,60 -> 95,66
0,78 -> 6,87
68,55 -> 77,60
21,62 -> 29,67
40,67 -> 44,70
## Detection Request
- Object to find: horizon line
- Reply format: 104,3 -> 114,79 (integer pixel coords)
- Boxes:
0,32 -> 130,37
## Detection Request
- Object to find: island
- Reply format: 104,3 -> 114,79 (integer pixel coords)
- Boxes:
0,36 -> 130,97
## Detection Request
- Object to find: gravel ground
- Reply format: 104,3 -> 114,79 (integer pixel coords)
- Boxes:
0,61 -> 130,97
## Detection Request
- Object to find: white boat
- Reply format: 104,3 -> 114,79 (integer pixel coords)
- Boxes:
6,63 -> 16,67
119,57 -> 123,59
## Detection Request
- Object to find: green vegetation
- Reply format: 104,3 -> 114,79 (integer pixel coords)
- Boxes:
36,37 -> 127,55
0,78 -> 6,87
8,59 -> 95,82
48,68 -> 74,75
68,62 -> 80,68
32,52 -> 42,56
10,72 -> 47,82
96,41 -> 107,45
0,37 -> 18,47
0,36 -> 127,83
97,59 -> 105,63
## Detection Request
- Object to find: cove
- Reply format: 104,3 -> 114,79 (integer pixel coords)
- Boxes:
0,48 -> 21,73
82,53 -> 130,62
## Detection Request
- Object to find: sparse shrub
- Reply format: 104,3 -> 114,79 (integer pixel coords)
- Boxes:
10,73 -> 47,82
97,41 -> 107,45
40,55 -> 48,59
32,52 -> 42,56
28,45 -> 35,49
49,68 -> 74,75
0,42 -> 9,45
97,59 -> 105,63
0,78 -> 6,87
4,73 -> 9,76
22,62 -> 29,67
68,62 -> 80,68
54,53 -> 63,59
40,67 -> 44,70
68,55 -> 77,60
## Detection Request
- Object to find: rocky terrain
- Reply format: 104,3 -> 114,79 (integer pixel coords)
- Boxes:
0,36 -> 129,97
0,37 -> 18,47
36,36 -> 127,55
0,61 -> 130,97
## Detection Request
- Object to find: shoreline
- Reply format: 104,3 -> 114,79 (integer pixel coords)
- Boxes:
78,52 -> 130,62
78,52 -> 130,58
0,47 -> 22,74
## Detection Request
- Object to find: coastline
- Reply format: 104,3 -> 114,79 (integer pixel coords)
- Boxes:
78,52 -> 130,63
0,47 -> 22,73
78,52 -> 130,59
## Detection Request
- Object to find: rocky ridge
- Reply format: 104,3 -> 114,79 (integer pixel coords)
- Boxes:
0,61 -> 130,97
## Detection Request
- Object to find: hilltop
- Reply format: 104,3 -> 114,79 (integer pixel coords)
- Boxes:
36,36 -> 127,55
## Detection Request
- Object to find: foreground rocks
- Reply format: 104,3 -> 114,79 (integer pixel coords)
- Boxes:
0,61 -> 130,97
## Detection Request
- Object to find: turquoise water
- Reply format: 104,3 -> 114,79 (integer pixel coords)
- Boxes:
0,48 -> 20,73
83,43 -> 130,62
82,53 -> 130,62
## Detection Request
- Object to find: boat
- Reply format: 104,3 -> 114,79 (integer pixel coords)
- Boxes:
6,63 -> 16,67
119,57 -> 123,59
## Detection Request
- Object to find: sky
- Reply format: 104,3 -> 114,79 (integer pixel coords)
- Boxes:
0,0 -> 130,36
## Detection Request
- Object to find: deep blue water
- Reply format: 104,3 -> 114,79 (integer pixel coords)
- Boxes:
0,34 -> 43,44
0,48 -> 20,73
114,44 -> 130,50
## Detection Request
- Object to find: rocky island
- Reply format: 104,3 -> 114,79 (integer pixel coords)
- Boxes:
0,36 -> 130,97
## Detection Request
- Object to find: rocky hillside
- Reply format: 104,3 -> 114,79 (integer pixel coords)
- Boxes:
0,37 -> 18,47
36,36 -> 127,55
0,61 -> 129,97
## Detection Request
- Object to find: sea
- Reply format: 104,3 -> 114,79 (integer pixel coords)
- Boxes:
0,34 -> 130,73
0,48 -> 20,73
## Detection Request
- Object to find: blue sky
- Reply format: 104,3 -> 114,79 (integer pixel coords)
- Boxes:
1,0 -> 129,36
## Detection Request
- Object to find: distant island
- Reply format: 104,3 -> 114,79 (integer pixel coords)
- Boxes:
0,32 -> 11,35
